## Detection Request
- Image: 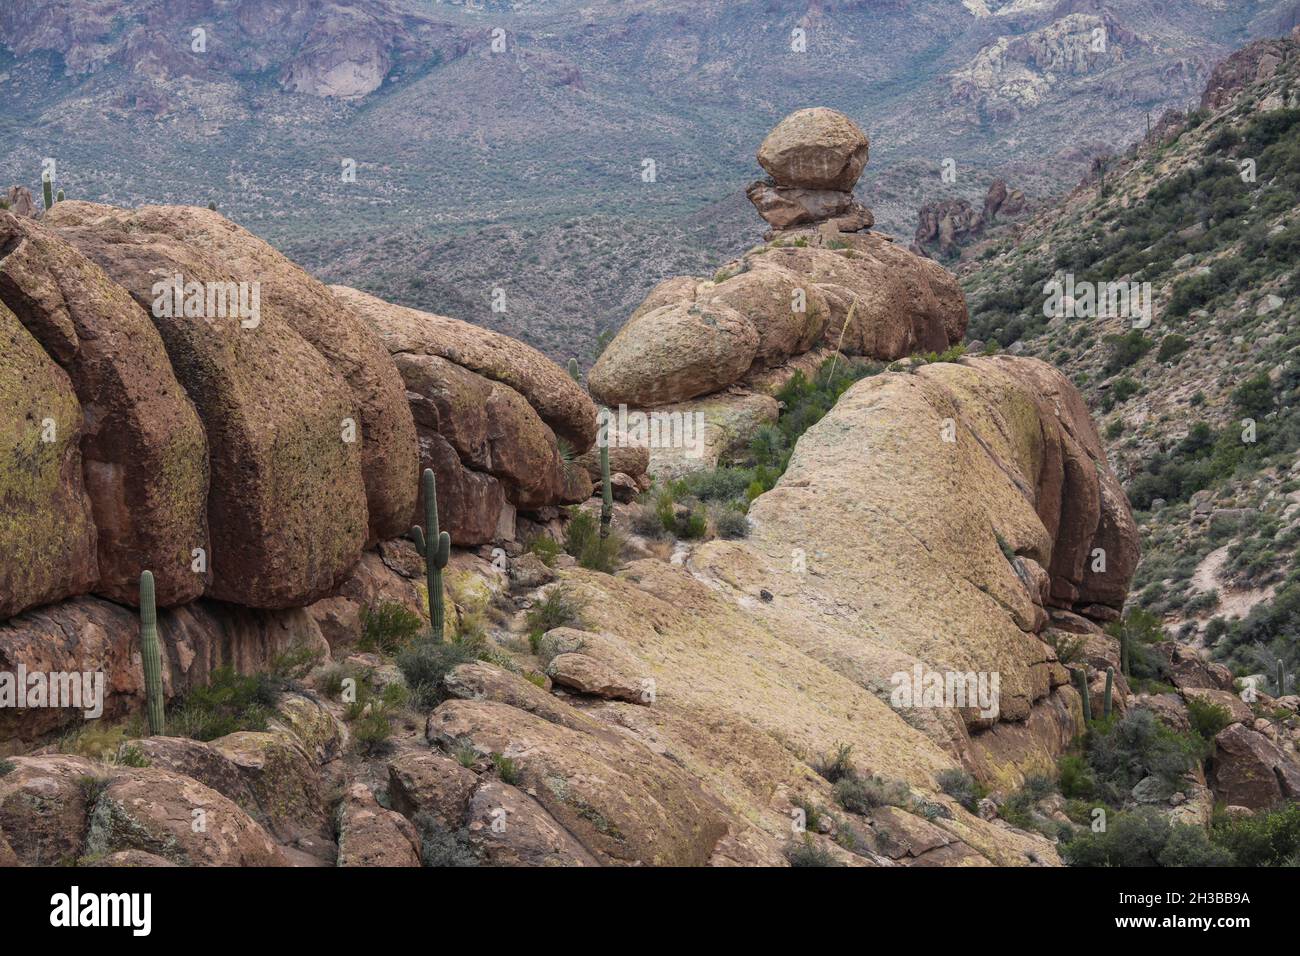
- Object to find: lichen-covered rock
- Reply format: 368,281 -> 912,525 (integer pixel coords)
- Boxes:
757,107 -> 870,191
0,596 -> 327,751
0,755 -> 101,865
387,751 -> 480,825
44,201 -> 369,608
45,201 -> 417,545
0,212 -> 209,607
428,698 -> 732,866
466,779 -> 597,866
546,652 -> 647,703
0,299 -> 97,619
1208,722 -> 1300,810
334,283 -> 596,452
588,300 -> 759,407
336,783 -> 421,867
83,766 -> 287,866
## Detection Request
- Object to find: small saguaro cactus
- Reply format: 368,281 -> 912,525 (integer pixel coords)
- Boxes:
567,357 -> 581,383
1076,667 -> 1092,723
411,468 -> 451,641
599,440 -> 613,541
41,172 -> 54,211
139,570 -> 166,735
55,189 -> 64,202
1103,667 -> 1114,718
1120,627 -> 1130,679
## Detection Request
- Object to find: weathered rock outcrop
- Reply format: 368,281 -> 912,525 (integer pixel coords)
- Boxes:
43,202 -> 374,608
0,595 -> 328,752
0,212 -> 210,608
0,298 -> 98,620
333,285 -> 596,542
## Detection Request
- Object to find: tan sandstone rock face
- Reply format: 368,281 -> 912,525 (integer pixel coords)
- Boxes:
43,201 -> 369,609
588,299 -> 759,408
757,107 -> 870,191
0,299 -> 97,619
587,230 -> 966,414
333,284 -> 596,451
335,285 -> 594,537
46,204 -> 420,545
0,212 -> 209,607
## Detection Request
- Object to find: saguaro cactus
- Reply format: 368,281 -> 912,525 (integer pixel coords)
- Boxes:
1103,667 -> 1114,718
1075,667 -> 1092,724
139,570 -> 165,735
1120,627 -> 1130,678
599,441 -> 613,540
411,468 -> 451,641
567,357 -> 581,383
41,172 -> 54,211
55,189 -> 64,203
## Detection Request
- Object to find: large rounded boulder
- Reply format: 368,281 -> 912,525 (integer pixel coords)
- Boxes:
587,300 -> 759,408
44,202 -> 369,609
0,212 -> 209,607
757,107 -> 870,191
0,300 -> 98,619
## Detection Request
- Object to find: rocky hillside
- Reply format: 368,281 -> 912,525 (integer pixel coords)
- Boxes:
959,28 -> 1300,686
3,0 -> 1297,363
6,104 -> 1296,869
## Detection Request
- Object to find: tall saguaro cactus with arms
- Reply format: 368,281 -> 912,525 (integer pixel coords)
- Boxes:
411,468 -> 451,641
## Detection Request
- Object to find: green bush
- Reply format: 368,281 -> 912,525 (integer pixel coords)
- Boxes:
785,836 -> 838,866
1062,807 -> 1232,866
360,601 -> 424,655
525,585 -> 585,651
936,768 -> 985,812
834,774 -> 910,814
1102,331 -> 1154,375
168,667 -> 280,741
1211,802 -> 1300,866
396,637 -> 483,710
527,535 -> 562,567
813,743 -> 855,784
1156,333 -> 1190,363
1185,696 -> 1232,741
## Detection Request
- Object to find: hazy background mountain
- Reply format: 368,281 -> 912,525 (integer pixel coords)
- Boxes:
3,0 -> 1299,361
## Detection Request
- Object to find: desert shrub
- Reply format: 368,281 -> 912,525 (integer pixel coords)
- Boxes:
563,507 -> 600,559
1102,331 -> 1154,375
1062,807 -> 1232,866
1044,630 -> 1087,666
1210,802 -> 1300,866
1085,709 -> 1206,804
396,637 -> 484,710
360,601 -> 424,655
936,768 -> 985,812
785,836 -> 838,866
525,585 -> 586,651
491,753 -> 521,785
813,743 -> 856,784
710,505 -> 750,539
1185,696 -> 1232,741
834,774 -> 910,814
350,708 -> 393,755
169,667 -> 279,741
527,535 -> 562,567
1056,754 -> 1096,800
0,759 -> 13,776
1156,333 -> 1190,363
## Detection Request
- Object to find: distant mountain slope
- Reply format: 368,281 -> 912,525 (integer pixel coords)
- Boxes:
3,0 -> 1297,361
958,28 -> 1300,682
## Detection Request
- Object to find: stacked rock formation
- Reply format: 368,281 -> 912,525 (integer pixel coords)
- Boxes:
745,107 -> 875,234
588,108 -> 967,476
